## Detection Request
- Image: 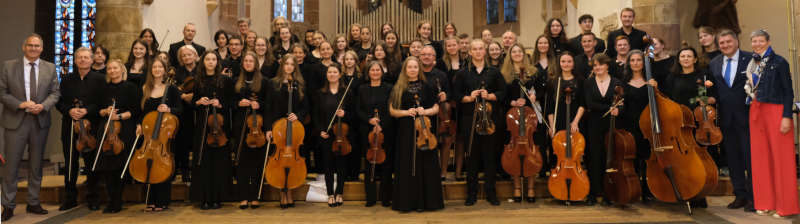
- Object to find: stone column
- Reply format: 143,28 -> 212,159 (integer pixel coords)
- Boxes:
96,0 -> 142,61
633,0 -> 680,54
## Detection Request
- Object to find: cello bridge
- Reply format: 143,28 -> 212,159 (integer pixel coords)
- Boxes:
654,146 -> 673,152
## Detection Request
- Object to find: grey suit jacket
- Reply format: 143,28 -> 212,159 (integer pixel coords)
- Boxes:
0,58 -> 61,129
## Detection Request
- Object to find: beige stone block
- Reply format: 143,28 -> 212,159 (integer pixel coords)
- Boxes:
633,6 -> 654,24
637,23 -> 681,54
96,8 -> 142,33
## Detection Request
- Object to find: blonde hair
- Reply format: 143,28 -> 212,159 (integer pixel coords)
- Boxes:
390,56 -> 426,108
105,59 -> 128,83
271,54 -> 306,100
342,50 -> 361,78
141,58 -> 169,108
500,43 -> 535,84
236,52 -> 264,93
177,45 -> 198,66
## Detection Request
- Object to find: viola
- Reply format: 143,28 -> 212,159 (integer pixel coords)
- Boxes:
265,76 -> 307,190
603,86 -> 640,206
502,73 -> 543,181
693,79 -> 722,146
205,92 -> 228,147
73,100 -> 97,153
129,77 -> 178,185
366,109 -> 386,182
639,43 -> 717,213
548,86 -> 590,203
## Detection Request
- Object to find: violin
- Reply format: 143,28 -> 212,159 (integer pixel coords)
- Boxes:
129,77 -> 178,185
265,76 -> 307,190
502,73 -> 543,181
475,81 -> 495,136
245,93 -> 266,148
639,42 -> 717,213
101,99 -> 124,155
548,86 -> 590,203
435,79 -> 456,178
366,109 -> 386,182
326,77 -> 355,156
205,92 -> 228,147
414,94 -> 437,151
693,78 -> 722,146
602,86 -> 640,206
73,100 -> 97,153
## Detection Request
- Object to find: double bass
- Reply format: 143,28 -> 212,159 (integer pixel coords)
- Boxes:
639,43 -> 717,214
693,78 -> 722,146
501,72 -> 543,191
366,109 -> 386,182
129,78 -> 178,186
547,86 -> 590,203
265,76 -> 307,190
603,86 -> 640,206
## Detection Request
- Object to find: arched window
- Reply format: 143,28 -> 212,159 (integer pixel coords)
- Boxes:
54,0 -> 95,80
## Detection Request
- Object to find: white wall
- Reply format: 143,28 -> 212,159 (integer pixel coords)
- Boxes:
141,0 -> 217,51
566,0 -> 632,38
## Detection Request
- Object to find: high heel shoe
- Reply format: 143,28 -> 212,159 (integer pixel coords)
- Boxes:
336,195 -> 344,206
526,189 -> 536,203
328,196 -> 336,207
239,201 -> 249,210
512,188 -> 522,202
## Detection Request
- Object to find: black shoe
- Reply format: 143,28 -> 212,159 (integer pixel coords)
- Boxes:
26,205 -> 48,215
690,198 -> 708,208
59,200 -> 78,211
488,198 -> 500,206
200,202 -> 211,210
601,199 -> 613,206
727,197 -> 747,209
586,197 -> 597,206
455,176 -> 465,181
526,197 -> 536,203
744,201 -> 756,212
512,196 -> 522,203
211,202 -> 221,209
2,206 -> 13,221
88,204 -> 101,211
102,206 -> 121,214
416,208 -> 424,212
464,197 -> 476,206
365,201 -> 376,207
250,204 -> 260,209
381,201 -> 391,207
239,204 -> 249,209
280,203 -> 288,209
288,202 -> 295,208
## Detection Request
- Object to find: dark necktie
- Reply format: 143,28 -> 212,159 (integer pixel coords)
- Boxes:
29,62 -> 37,101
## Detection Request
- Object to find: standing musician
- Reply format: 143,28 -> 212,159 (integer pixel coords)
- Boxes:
502,43 -> 548,202
419,46 -> 451,181
264,54 -> 309,208
56,47 -> 105,211
341,51 -> 363,181
619,50 -> 655,202
135,58 -> 182,212
313,63 -> 352,207
389,56 -> 443,212
233,52 -> 268,209
358,61 -> 394,207
173,45 -> 199,183
708,29 -> 754,212
95,59 -> 142,213
454,40 -> 507,206
546,52 -> 585,156
582,54 -> 622,205
289,43 -> 325,173
190,51 -> 235,210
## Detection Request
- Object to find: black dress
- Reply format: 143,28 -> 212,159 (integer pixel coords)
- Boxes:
172,65 -> 197,180
342,74 -> 364,180
583,76 -> 623,198
190,74 -> 235,204
392,80 -> 444,211
621,82 -> 651,196
357,81 -> 394,204
127,69 -> 146,87
313,86 -> 351,196
140,85 -> 183,208
233,75 -> 269,202
95,80 -> 142,210
545,76 -> 586,132
651,56 -> 676,85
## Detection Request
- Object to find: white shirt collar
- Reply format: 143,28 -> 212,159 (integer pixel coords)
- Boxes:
725,50 -> 740,62
23,57 -> 40,66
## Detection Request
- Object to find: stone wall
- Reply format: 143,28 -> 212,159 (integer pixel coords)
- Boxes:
96,0 -> 142,62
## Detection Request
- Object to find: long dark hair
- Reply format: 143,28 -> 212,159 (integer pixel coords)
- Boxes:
671,47 -> 699,75
138,28 -> 159,52
125,39 -> 152,73
623,50 -> 645,83
544,18 -> 568,45
321,64 -> 345,94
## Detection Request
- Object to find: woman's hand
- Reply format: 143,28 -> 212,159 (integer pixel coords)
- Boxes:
570,121 -> 580,134
336,109 -> 345,117
369,118 -> 380,126
136,124 -> 142,136
647,79 -> 658,88
288,113 -> 298,122
157,104 -> 170,113
239,99 -> 251,107
610,108 -> 619,116
320,131 -> 330,139
780,117 -> 792,134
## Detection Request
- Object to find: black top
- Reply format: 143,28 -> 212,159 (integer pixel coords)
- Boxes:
139,85 -> 183,122
545,76 -> 585,131
568,34 -> 606,56
620,83 -> 648,132
605,27 -> 648,58
423,68 -> 452,100
583,76 -> 623,117
573,53 -> 595,79
550,36 -> 569,56
259,60 -> 279,79
662,70 -> 714,110
192,73 -> 236,131
300,60 -> 326,99
168,41 -> 207,69
356,82 -> 392,128
312,85 -> 353,136
355,45 -> 372,62
396,80 -> 436,110
222,54 -> 242,79
453,63 -> 507,115
651,56 -> 675,85
173,65 -> 197,88
98,80 -> 143,121
90,67 -> 107,74
127,70 -> 146,87
265,79 -> 309,131
56,71 -> 106,122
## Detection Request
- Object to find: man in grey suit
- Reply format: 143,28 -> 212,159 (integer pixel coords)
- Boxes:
0,34 -> 61,221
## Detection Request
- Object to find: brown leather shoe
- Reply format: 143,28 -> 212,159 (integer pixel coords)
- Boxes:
26,204 -> 49,215
1,207 -> 13,221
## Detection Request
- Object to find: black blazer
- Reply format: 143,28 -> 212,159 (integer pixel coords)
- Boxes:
168,41 -> 207,68
708,50 -> 751,128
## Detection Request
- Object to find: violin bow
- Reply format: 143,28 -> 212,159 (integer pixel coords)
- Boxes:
325,77 -> 355,132
121,134 -> 141,179
93,100 -> 116,171
257,137 -> 272,200
551,78 -> 562,136
68,116 -> 75,181
517,80 -> 550,132
602,98 -> 624,118
235,88 -> 252,166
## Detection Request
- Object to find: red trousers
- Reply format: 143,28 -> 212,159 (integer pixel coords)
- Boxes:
749,100 -> 799,216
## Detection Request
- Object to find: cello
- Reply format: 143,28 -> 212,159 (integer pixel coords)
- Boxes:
501,72 -> 543,200
639,42 -> 717,214
693,78 -> 722,146
129,78 -> 178,197
602,86 -> 640,206
547,86 -> 590,204
366,109 -> 386,182
265,76 -> 307,191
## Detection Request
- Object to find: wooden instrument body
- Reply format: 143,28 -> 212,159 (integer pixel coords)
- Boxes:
639,92 -> 718,202
693,105 -> 722,146
206,107 -> 228,147
414,115 -> 438,150
130,111 -> 178,184
101,120 -> 124,155
502,106 -> 542,177
266,118 -> 307,189
245,114 -> 266,148
548,89 -> 589,202
74,118 -> 97,152
603,125 -> 640,205
475,97 -> 495,136
331,118 -> 352,155
367,125 -> 386,164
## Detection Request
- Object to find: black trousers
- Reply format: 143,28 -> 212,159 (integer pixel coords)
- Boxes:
236,146 -> 266,201
321,138 -> 346,195
466,134 -> 497,199
147,181 -> 171,207
720,125 -> 753,201
60,137 -> 100,205
99,169 -> 125,209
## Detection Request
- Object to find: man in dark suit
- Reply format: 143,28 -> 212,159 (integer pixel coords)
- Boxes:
605,8 -> 647,59
708,29 -> 755,212
168,23 -> 206,68
0,34 -> 61,221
